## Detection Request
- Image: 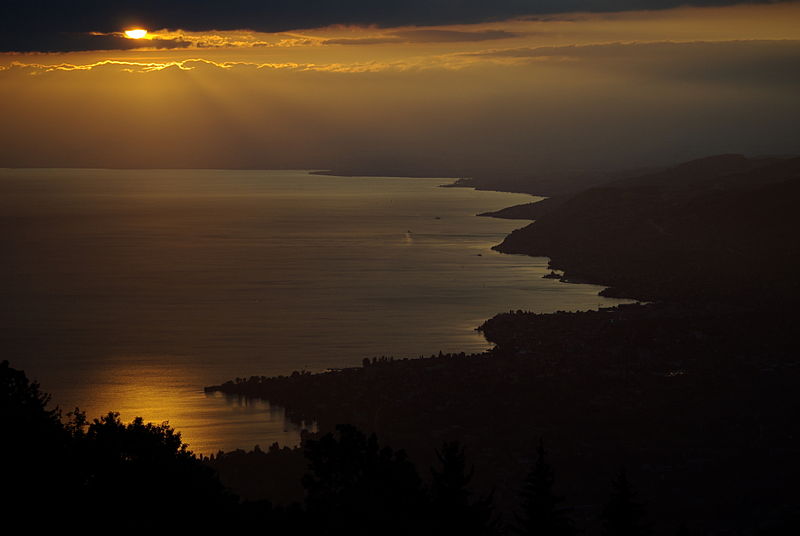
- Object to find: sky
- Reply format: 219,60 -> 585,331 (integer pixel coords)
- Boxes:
1,1 -> 798,173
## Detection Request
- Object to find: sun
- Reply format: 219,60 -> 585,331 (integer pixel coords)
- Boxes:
124,29 -> 148,39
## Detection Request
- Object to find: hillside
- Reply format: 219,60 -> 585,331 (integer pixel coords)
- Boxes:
494,155 -> 800,304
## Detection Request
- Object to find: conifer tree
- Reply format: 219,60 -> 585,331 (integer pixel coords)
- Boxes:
430,441 -> 498,535
303,424 -> 427,535
601,467 -> 650,536
515,439 -> 575,536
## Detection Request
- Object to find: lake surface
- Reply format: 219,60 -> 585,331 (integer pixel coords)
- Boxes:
0,169 -> 628,454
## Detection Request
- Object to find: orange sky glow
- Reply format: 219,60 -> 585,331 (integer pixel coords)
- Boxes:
1,2 -> 798,171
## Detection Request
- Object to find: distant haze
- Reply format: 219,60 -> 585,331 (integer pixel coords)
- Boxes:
1,3 -> 799,174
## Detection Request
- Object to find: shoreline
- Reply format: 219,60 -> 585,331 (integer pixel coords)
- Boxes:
201,158 -> 800,531
204,300 -> 800,529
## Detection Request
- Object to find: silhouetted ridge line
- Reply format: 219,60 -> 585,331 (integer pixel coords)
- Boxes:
492,154 -> 800,304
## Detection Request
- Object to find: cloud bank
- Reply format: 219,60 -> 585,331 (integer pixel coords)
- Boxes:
1,39 -> 797,173
1,0 -> 791,52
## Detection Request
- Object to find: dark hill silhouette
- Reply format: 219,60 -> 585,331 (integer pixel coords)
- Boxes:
478,196 -> 565,221
478,154 -> 788,221
316,164 -> 661,197
604,154 -> 773,191
494,155 -> 800,304
208,302 -> 800,534
446,166 -> 663,197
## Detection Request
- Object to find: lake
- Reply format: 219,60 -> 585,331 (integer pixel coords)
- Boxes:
0,169 -> 628,454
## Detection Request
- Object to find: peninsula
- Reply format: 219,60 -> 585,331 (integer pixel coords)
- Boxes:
207,154 -> 800,534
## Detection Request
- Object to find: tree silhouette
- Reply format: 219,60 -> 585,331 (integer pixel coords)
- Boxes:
601,467 -> 650,536
1,361 -> 248,528
429,441 -> 499,535
514,439 -> 575,536
302,424 -> 427,535
1,360 -> 75,515
75,411 -> 239,526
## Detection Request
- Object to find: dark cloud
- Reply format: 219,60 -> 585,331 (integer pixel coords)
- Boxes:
392,29 -> 520,43
1,0 -> 788,52
325,29 -> 518,46
3,33 -> 192,53
465,40 -> 800,87
323,37 -> 402,46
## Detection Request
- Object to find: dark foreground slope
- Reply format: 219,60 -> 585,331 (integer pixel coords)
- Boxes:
495,155 -> 800,304
208,303 -> 800,534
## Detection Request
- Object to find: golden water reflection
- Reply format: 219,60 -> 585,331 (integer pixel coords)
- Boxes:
80,359 -> 315,456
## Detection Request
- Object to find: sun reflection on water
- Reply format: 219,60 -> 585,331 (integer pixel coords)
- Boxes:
80,358 -> 313,456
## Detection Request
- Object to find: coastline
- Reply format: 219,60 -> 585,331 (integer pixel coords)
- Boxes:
309,169 -> 462,180
202,158 -> 800,531
205,301 -> 800,528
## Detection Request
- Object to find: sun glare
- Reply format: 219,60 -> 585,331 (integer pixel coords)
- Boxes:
124,29 -> 148,39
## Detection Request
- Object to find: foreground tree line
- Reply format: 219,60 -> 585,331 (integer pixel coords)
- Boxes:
207,302 -> 800,534
4,360 -> 652,533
